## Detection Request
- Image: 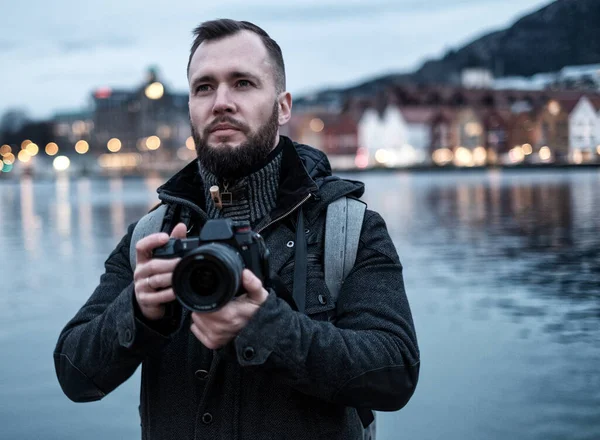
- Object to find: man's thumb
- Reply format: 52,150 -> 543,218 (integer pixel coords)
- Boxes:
170,222 -> 188,239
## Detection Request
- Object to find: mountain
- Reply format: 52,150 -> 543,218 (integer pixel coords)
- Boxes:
417,0 -> 600,82
295,0 -> 600,108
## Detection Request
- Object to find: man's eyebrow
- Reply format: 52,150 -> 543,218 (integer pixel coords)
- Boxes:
190,75 -> 215,90
190,71 -> 262,89
228,71 -> 261,82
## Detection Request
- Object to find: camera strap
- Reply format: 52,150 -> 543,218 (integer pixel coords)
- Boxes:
292,208 -> 308,313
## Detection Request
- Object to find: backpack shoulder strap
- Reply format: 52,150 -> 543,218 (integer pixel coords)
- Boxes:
324,196 -> 366,303
129,204 -> 168,271
324,196 -> 373,435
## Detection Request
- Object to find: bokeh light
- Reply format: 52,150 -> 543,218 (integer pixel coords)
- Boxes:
186,136 -> 195,151
75,140 -> 89,154
26,143 -> 39,156
146,136 -> 161,150
18,150 -> 31,163
53,156 -> 71,171
107,138 -> 122,152
45,142 -> 59,156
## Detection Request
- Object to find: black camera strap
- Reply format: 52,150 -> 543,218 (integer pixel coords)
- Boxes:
292,208 -> 308,314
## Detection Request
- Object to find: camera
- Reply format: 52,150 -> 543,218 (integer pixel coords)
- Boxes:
153,219 -> 270,313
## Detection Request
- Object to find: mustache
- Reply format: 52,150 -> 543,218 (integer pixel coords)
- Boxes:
205,116 -> 249,134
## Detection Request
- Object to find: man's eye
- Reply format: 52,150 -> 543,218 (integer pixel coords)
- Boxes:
195,85 -> 211,93
236,80 -> 251,88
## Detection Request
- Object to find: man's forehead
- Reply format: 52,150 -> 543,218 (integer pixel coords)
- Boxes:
189,31 -> 272,77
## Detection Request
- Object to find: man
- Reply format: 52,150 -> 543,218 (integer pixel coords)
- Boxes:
54,19 -> 419,440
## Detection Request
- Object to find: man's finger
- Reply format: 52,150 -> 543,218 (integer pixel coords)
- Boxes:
135,232 -> 170,264
137,288 -> 176,306
241,269 -> 268,304
170,222 -> 188,239
134,258 -> 181,282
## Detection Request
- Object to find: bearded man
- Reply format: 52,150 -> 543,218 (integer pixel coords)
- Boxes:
54,19 -> 419,440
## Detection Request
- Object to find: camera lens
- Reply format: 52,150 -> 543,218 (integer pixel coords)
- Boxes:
188,266 -> 219,296
172,243 -> 244,312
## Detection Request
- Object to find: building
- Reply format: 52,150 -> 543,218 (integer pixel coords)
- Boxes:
568,96 -> 600,163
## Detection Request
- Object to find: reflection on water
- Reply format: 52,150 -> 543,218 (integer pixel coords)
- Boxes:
0,170 -> 599,440
77,179 -> 93,251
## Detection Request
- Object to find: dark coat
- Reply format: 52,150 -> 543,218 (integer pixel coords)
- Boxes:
54,137 -> 420,440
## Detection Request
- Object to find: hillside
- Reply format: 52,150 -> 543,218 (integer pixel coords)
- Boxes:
295,0 -> 600,107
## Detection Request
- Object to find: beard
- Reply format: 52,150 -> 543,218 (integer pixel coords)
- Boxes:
192,101 -> 279,180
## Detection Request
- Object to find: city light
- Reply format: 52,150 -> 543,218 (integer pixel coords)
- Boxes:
0,161 -> 3,172
432,148 -> 453,166
94,87 -> 113,99
509,146 -> 525,163
45,142 -> 59,156
18,150 -> 31,163
522,143 -> 533,155
375,149 -> 390,165
107,138 -> 122,152
21,139 -> 32,149
98,153 -> 141,169
454,146 -> 474,167
1,163 -> 12,172
3,152 -> 16,165
0,145 -> 11,156
75,140 -> 89,154
465,122 -> 482,137
309,118 -> 325,133
53,156 -> 71,171
72,121 -> 87,136
146,136 -> 161,150
26,143 -> 39,156
597,145 -> 600,155
539,146 -> 552,162
572,149 -> 583,164
355,148 -> 369,169
145,82 -> 164,100
186,136 -> 195,151
473,146 -> 487,166
548,100 -> 561,116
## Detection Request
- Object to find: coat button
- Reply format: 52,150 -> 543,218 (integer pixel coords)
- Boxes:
124,329 -> 132,343
318,295 -> 327,305
243,346 -> 255,361
195,369 -> 208,380
201,412 -> 213,425
286,241 -> 294,248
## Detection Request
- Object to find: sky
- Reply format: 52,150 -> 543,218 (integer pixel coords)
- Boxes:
0,0 -> 554,120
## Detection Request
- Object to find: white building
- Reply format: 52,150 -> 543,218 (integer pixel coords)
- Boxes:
568,96 -> 600,162
357,105 -> 431,167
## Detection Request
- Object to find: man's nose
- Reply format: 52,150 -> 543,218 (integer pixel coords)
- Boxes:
212,86 -> 236,115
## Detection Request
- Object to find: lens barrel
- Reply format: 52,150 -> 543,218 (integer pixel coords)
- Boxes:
172,243 -> 244,312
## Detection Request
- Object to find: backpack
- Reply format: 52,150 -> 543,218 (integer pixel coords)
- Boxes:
129,196 -> 375,439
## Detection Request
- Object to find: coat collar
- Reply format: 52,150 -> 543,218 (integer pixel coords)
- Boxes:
156,136 -> 320,220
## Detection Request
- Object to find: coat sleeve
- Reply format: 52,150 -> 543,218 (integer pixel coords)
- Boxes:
53,223 -> 175,403
232,210 -> 420,411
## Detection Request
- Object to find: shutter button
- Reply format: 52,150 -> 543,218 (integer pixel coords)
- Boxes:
286,241 -> 294,248
195,369 -> 208,380
201,412 -> 213,425
243,346 -> 255,361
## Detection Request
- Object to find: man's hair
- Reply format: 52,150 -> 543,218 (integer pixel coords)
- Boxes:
187,19 -> 286,93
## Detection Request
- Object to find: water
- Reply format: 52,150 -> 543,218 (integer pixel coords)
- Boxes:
1,169 -> 599,440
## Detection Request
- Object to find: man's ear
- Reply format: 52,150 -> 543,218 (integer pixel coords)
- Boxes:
277,92 -> 292,126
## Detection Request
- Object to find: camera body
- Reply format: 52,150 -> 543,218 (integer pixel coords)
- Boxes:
153,219 -> 270,313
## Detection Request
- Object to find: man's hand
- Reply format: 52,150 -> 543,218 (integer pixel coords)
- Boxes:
190,269 -> 269,349
133,223 -> 187,321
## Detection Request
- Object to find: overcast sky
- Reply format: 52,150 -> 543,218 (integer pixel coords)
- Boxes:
0,0 -> 553,120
